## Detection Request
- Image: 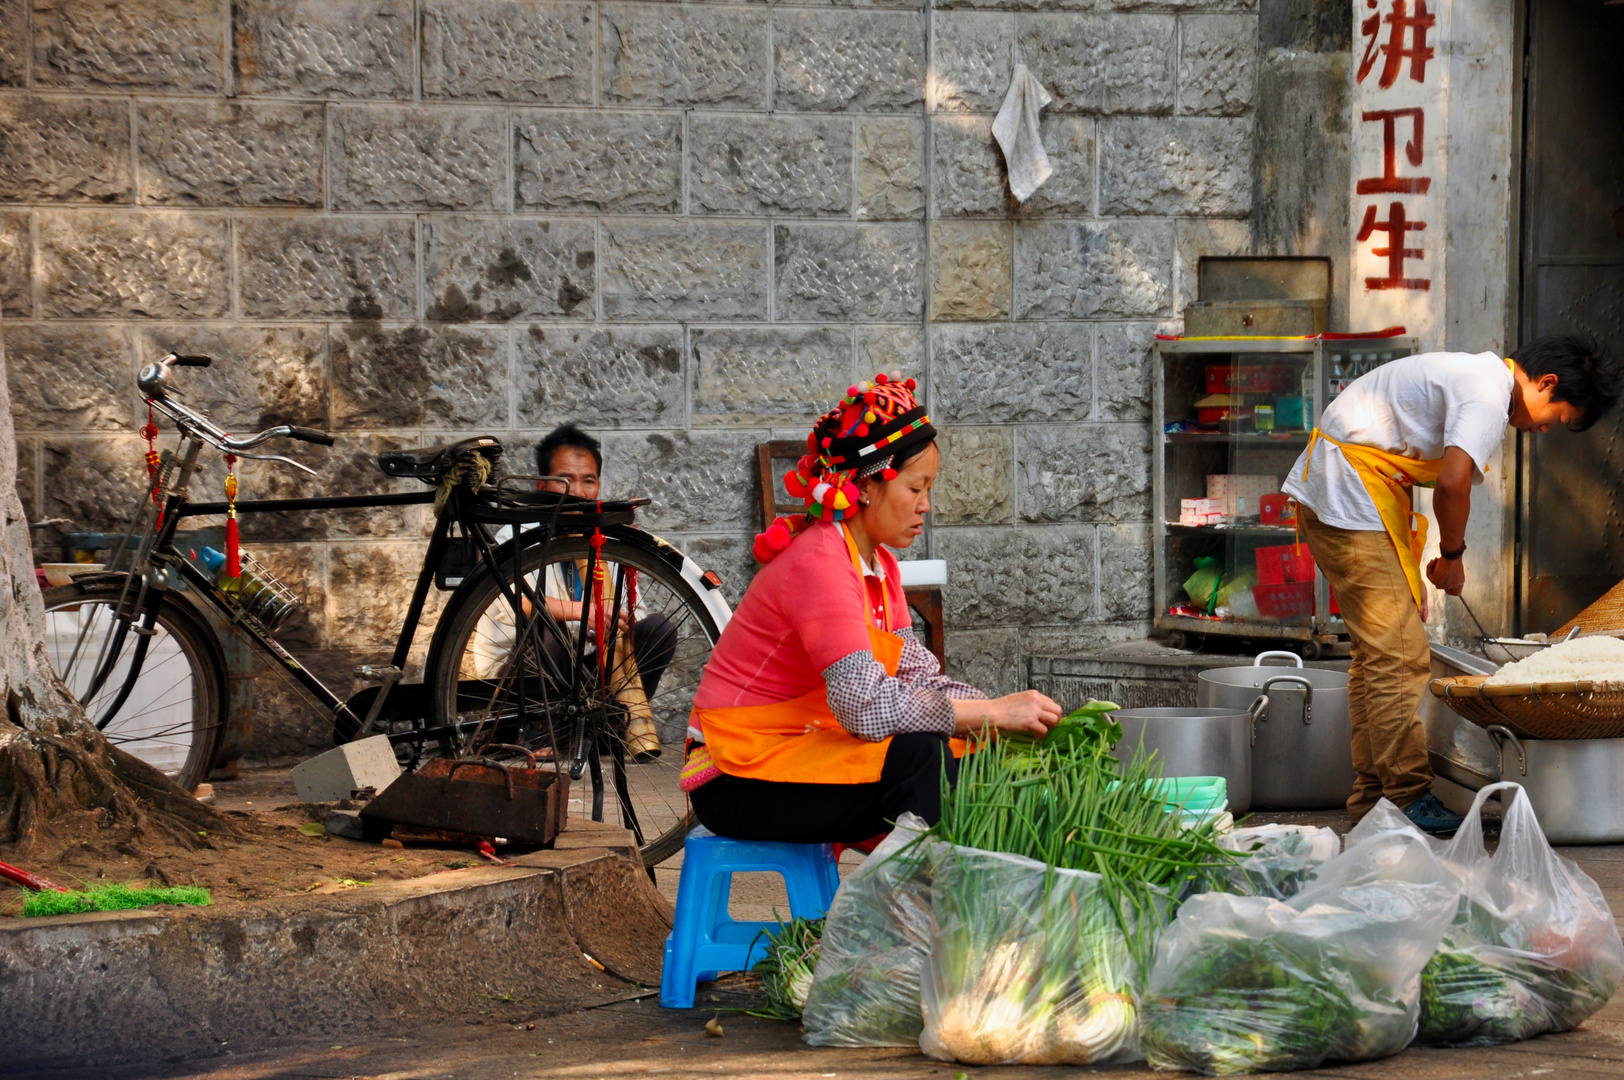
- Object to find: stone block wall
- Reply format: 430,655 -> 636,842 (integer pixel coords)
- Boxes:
5,0 -> 1262,760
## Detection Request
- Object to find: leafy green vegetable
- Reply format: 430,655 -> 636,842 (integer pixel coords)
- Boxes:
750,916 -> 823,1021
1418,944 -> 1615,1045
1001,701 -> 1122,761
23,883 -> 212,917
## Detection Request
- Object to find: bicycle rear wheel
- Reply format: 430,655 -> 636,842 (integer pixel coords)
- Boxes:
41,579 -> 227,793
426,533 -> 722,865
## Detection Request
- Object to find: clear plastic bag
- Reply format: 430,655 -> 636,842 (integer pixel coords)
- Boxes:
1217,823 -> 1341,900
801,814 -> 932,1047
1142,805 -> 1458,1075
920,843 -> 1142,1066
1416,782 -> 1624,1047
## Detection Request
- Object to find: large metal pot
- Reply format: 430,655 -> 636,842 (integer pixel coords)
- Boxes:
1422,643 -> 1501,791
1111,704 -> 1263,814
1485,727 -> 1624,843
1197,651 -> 1353,810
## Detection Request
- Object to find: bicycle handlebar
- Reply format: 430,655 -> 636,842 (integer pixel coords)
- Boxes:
288,426 -> 336,446
137,354 -> 329,475
171,354 -> 212,367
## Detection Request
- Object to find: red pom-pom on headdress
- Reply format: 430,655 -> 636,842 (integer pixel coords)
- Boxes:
753,515 -> 807,564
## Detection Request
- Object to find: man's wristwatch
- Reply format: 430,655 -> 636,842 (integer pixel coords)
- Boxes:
1439,543 -> 1467,561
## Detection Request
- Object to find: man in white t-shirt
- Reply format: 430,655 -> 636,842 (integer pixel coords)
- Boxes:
1282,335 -> 1620,834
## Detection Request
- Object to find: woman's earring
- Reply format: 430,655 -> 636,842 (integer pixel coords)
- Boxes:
858,496 -> 871,507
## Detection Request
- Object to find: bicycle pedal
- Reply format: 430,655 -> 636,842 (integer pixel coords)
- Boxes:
354,664 -> 403,681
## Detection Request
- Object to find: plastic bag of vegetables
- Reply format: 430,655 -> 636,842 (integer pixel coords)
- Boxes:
801,813 -> 933,1047
1141,809 -> 1458,1075
920,843 -> 1142,1067
1415,781 -> 1624,1047
1217,823 -> 1341,900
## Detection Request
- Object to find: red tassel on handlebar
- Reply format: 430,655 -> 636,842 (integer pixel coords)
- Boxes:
224,452 -> 241,577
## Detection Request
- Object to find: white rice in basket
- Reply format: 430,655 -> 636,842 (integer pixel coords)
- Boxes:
1485,636 -> 1624,689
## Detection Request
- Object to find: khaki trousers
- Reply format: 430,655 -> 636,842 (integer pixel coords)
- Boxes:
1297,505 -> 1433,817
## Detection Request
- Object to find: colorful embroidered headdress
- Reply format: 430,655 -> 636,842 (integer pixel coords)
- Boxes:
753,372 -> 936,563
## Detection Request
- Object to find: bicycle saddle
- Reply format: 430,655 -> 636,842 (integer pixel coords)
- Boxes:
377,435 -> 504,481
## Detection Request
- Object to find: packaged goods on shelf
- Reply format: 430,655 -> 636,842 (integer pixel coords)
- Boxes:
1179,498 -> 1225,526
1206,474 -> 1280,516
1204,365 -> 1298,395
1275,396 -> 1306,430
1193,395 -> 1251,427
1256,543 -> 1315,584
1259,494 -> 1296,525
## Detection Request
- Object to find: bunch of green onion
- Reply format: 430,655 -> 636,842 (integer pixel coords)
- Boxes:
751,916 -> 824,1020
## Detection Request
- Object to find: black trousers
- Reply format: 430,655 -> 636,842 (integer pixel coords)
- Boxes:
540,613 -> 677,698
690,732 -> 959,844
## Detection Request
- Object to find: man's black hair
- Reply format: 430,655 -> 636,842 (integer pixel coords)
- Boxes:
535,423 -> 603,475
1512,333 -> 1623,432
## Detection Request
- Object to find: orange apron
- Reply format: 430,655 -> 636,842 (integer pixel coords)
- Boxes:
691,525 -> 965,785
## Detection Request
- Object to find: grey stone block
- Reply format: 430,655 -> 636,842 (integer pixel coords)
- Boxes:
1099,522 -> 1152,620
691,327 -> 850,426
0,211 -> 28,316
944,627 -> 1023,697
932,426 -> 1013,525
0,3 -> 25,86
424,217 -> 595,322
291,735 -> 402,803
935,524 -> 1096,626
856,118 -> 925,220
330,324 -> 509,430
237,434 -> 426,541
328,541 -> 443,650
856,325 -> 924,380
668,533 -> 756,607
690,115 -> 852,217
238,216 -> 416,320
422,0 -> 594,102
32,0 -> 225,90
775,223 -> 925,322
1018,14 -> 1175,115
0,97 -> 131,203
1106,0 -> 1255,12
931,114 -> 1097,218
330,106 -> 505,212
325,809 -> 366,839
136,326 -> 328,431
1175,217 -> 1251,314
601,4 -> 769,108
41,436 -> 145,531
234,0 -> 414,99
929,12 -> 1011,113
1260,0 -> 1348,50
929,221 -> 1011,321
1014,219 -> 1173,319
1096,320 -> 1163,421
7,324 -> 132,432
1099,117 -> 1253,215
514,111 -> 682,214
1017,423 -> 1151,523
600,430 -> 765,532
516,325 -> 685,428
600,221 -> 768,320
1179,15 -> 1258,116
137,101 -> 323,208
37,210 -> 229,319
773,10 -> 924,112
931,322 -> 1092,423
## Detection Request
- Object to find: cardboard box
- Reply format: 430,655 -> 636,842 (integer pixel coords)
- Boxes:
1260,493 -> 1296,525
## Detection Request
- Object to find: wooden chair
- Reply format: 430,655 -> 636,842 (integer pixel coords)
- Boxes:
756,441 -> 947,668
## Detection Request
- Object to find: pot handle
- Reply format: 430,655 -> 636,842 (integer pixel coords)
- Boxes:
1260,675 -> 1314,725
1485,724 -> 1527,778
1247,694 -> 1270,746
1254,650 -> 1305,668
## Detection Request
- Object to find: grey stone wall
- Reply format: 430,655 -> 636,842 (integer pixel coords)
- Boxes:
6,0 -> 1262,760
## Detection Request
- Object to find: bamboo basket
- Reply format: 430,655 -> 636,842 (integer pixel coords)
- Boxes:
1429,674 -> 1624,740
1555,577 -> 1624,639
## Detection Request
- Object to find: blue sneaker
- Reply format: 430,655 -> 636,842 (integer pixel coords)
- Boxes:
1403,793 -> 1464,836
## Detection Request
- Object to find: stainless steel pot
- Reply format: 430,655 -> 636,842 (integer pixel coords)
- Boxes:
1485,726 -> 1624,843
1422,643 -> 1501,790
1111,703 -> 1263,814
1197,651 -> 1353,810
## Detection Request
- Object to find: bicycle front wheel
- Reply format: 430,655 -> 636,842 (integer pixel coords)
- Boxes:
426,533 -> 723,865
41,579 -> 227,793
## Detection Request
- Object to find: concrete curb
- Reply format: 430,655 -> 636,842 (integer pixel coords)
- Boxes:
0,821 -> 674,1071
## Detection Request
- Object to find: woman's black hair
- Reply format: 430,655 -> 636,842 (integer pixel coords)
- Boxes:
1512,333 -> 1623,431
535,423 -> 603,475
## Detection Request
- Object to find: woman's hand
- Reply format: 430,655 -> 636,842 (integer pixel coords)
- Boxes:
954,690 -> 1064,739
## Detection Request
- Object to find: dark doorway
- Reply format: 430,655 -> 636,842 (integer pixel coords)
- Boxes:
1518,0 -> 1624,633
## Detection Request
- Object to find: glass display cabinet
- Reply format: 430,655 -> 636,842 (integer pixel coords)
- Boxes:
1151,335 -> 1418,658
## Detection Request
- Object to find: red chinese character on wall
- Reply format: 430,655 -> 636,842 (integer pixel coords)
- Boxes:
1357,108 -> 1431,194
1357,201 -> 1431,290
1358,0 -> 1436,88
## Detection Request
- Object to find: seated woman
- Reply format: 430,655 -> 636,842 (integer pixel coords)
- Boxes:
681,374 -> 1062,844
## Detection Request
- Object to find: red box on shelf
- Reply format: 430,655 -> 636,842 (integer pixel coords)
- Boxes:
1259,494 -> 1295,525
1205,365 -> 1297,394
1252,582 -> 1314,619
1256,543 -> 1315,585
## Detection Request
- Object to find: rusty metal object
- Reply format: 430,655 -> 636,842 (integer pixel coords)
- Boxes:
360,751 -> 569,845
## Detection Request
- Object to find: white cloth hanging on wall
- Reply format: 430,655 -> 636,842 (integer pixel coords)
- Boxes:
991,63 -> 1054,203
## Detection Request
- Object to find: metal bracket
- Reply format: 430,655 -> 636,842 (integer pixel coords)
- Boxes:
353,664 -> 404,739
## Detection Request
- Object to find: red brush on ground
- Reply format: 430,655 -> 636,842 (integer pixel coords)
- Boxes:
0,859 -> 68,892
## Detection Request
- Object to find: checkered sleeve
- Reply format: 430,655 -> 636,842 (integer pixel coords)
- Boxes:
893,626 -> 989,702
819,632 -> 963,742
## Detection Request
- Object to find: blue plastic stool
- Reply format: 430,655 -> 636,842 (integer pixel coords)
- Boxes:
659,826 -> 841,1008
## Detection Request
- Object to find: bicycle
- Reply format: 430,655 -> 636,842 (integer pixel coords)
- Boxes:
40,353 -> 731,865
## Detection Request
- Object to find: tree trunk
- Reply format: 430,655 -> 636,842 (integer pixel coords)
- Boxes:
0,316 -> 225,860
